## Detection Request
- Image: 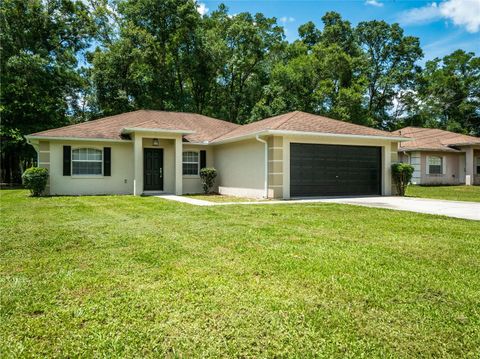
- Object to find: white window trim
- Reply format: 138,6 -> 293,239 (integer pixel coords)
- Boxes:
426,155 -> 444,176
71,147 -> 104,177
182,151 -> 200,177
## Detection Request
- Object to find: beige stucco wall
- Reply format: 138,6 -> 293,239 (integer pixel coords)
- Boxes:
267,136 -> 284,198
419,152 -> 464,185
281,135 -> 397,198
182,144 -> 215,194
48,140 -> 134,195
38,141 -> 51,194
475,149 -> 480,185
214,139 -> 266,198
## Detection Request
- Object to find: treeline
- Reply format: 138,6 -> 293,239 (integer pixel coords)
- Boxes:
1,0 -> 479,182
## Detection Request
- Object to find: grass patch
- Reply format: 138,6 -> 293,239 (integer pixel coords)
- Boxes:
183,194 -> 264,202
406,185 -> 480,202
1,190 -> 479,357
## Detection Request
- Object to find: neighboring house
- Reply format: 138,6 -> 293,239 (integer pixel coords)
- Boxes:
394,127 -> 480,186
25,110 -> 407,198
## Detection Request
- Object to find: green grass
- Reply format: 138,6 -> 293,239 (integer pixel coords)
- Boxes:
1,190 -> 479,358
183,194 -> 265,202
406,185 -> 480,202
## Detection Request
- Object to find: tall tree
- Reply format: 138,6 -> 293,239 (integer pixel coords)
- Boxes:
252,12 -> 368,125
91,0 -> 205,115
0,0 -> 94,182
199,6 -> 285,123
356,20 -> 423,129
407,50 -> 480,135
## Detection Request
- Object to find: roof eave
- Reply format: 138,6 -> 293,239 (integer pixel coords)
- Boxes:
25,135 -> 130,143
212,130 -> 409,144
398,147 -> 460,153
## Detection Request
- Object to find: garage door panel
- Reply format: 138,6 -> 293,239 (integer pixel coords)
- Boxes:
290,143 -> 381,197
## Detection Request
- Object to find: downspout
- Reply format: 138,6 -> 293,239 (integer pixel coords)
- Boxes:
255,134 -> 268,198
402,151 -> 410,164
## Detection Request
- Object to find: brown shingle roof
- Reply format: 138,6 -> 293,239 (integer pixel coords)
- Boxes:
212,111 -> 402,142
29,110 -> 240,143
393,127 -> 480,152
28,110 -> 403,143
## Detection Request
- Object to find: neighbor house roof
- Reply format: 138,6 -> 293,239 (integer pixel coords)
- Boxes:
27,110 -> 406,144
393,127 -> 480,152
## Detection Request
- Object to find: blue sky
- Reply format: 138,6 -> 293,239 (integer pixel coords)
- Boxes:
199,0 -> 480,63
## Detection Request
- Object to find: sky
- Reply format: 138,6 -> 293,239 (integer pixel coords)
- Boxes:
198,0 -> 480,63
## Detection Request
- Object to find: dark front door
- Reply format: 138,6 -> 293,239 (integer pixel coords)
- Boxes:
290,143 -> 382,197
144,148 -> 163,191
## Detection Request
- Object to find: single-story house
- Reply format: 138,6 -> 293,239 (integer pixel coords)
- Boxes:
26,110 -> 408,198
394,127 -> 480,186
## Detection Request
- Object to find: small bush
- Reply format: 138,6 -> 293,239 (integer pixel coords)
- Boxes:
22,167 -> 49,197
391,163 -> 414,196
200,168 -> 217,194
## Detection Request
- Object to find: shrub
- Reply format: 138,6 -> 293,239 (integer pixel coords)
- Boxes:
22,167 -> 49,197
391,163 -> 414,196
199,167 -> 217,194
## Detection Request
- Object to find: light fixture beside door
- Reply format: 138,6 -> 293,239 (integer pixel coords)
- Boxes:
152,138 -> 159,146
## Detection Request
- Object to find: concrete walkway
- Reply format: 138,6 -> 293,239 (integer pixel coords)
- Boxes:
154,195 -> 480,220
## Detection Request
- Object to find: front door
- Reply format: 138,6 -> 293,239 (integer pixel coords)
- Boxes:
144,148 -> 163,191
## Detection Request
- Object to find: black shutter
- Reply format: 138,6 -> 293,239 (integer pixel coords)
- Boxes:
104,147 -> 111,176
200,150 -> 207,169
63,146 -> 71,176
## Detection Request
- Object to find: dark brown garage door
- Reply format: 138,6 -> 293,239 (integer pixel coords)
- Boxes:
290,143 -> 382,197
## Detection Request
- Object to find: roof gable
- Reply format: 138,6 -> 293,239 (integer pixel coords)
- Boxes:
29,110 -> 240,143
212,111 -> 401,142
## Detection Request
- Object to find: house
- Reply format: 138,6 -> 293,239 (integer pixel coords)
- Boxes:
394,127 -> 480,186
25,110 -> 408,198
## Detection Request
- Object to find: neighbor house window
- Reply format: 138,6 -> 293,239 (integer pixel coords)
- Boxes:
427,156 -> 442,175
72,148 -> 103,175
476,156 -> 480,174
182,151 -> 199,175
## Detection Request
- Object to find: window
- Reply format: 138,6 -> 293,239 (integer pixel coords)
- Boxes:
428,156 -> 442,175
72,148 -> 103,175
183,151 -> 199,175
476,156 -> 480,175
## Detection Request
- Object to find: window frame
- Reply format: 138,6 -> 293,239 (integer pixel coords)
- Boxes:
427,155 -> 443,175
71,147 -> 104,177
182,151 -> 200,176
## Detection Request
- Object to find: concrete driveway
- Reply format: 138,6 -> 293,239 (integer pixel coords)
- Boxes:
156,195 -> 479,220
313,196 -> 480,221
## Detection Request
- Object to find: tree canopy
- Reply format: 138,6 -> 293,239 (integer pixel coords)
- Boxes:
1,0 -> 479,182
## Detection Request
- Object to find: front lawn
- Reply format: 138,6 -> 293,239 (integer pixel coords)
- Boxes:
183,193 -> 264,202
1,190 -> 479,357
406,185 -> 480,202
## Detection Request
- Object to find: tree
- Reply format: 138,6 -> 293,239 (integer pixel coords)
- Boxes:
0,0 -> 94,182
204,7 -> 285,123
409,50 -> 480,135
356,20 -> 423,129
252,13 -> 368,125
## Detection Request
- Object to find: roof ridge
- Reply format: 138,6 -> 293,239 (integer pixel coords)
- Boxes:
272,111 -> 300,130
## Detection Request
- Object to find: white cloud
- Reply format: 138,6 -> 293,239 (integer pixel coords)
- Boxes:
196,2 -> 209,16
365,0 -> 384,7
440,0 -> 480,32
280,16 -> 295,23
399,0 -> 480,33
398,3 -> 442,25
